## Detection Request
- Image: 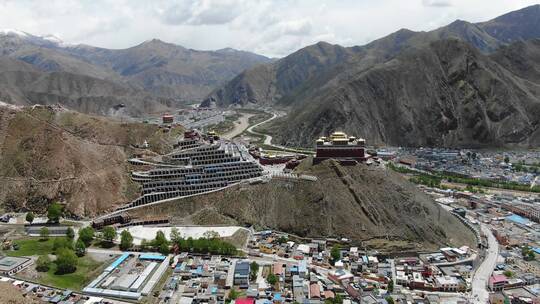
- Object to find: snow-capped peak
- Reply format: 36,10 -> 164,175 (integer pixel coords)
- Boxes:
0,29 -> 29,37
41,34 -> 63,44
0,29 -> 69,46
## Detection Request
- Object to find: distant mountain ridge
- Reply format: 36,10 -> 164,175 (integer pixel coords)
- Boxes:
269,39 -> 540,148
0,31 -> 270,115
203,4 -> 540,148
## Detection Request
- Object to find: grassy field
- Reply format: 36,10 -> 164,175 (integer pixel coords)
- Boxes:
4,238 -> 56,257
3,237 -> 108,291
38,256 -> 105,291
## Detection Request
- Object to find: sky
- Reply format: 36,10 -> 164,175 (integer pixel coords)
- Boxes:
0,0 -> 538,58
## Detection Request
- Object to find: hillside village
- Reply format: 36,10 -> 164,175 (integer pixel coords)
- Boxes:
1,3 -> 540,304
1,108 -> 540,304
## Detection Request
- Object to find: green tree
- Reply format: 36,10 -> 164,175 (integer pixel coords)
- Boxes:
53,237 -> 73,253
40,227 -> 49,241
120,230 -> 133,251
66,227 -> 75,239
504,156 -> 510,164
47,202 -> 63,223
228,288 -> 240,300
75,239 -> 86,257
333,293 -> 343,304
36,255 -> 50,272
159,243 -> 170,255
388,280 -> 394,292
55,248 -> 78,274
385,296 -> 395,304
503,270 -> 513,278
140,239 -> 149,251
528,251 -> 536,261
250,261 -> 259,281
78,227 -> 95,246
102,226 -> 116,244
153,230 -> 168,250
170,228 -> 182,245
203,230 -> 220,239
267,273 -> 278,285
330,245 -> 341,264
276,236 -> 288,244
25,212 -> 34,224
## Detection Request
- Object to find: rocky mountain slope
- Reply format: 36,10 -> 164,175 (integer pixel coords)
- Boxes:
203,5 -> 540,148
63,40 -> 271,101
203,5 -> 540,109
0,31 -> 270,115
266,39 -> 540,148
0,103 -> 179,216
0,57 -> 173,117
126,159 -> 477,251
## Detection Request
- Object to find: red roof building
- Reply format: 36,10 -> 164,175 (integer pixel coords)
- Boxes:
489,275 -> 508,291
273,263 -> 284,276
235,298 -> 255,304
310,283 -> 320,299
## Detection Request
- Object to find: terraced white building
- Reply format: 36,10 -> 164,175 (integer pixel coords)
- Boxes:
118,135 -> 264,211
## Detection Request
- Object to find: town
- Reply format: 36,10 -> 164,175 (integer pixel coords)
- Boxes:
1,111 -> 540,304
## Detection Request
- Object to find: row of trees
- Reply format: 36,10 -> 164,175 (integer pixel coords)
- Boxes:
138,229 -> 237,255
388,160 -> 540,193
446,175 -> 540,193
25,202 -> 63,225
513,163 -> 540,174
409,174 -> 442,188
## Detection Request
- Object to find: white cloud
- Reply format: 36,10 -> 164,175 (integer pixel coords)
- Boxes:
0,0 -> 537,57
159,0 -> 245,25
422,0 -> 453,7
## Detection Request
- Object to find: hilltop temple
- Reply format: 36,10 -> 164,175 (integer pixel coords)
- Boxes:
314,131 -> 367,164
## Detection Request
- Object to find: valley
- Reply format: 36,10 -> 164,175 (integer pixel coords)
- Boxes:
1,3 -> 540,304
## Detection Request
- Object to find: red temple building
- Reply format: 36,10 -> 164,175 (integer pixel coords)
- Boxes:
314,131 -> 367,163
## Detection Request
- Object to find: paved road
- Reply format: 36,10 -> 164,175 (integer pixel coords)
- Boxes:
87,248 -> 125,255
531,176 -> 539,189
470,224 -> 498,303
246,112 -> 278,146
246,112 -> 314,154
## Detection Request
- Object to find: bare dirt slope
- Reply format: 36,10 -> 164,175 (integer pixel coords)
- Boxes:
127,159 -> 476,252
0,282 -> 40,304
0,104 -> 179,216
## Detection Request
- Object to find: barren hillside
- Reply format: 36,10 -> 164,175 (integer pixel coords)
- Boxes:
0,104 -> 180,216
127,159 -> 477,252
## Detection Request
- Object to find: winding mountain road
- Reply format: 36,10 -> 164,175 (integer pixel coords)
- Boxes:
246,111 -> 314,154
246,112 -> 278,145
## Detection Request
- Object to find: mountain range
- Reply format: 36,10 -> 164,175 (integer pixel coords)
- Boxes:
203,4 -> 540,148
0,30 -> 270,116
0,5 -> 539,147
